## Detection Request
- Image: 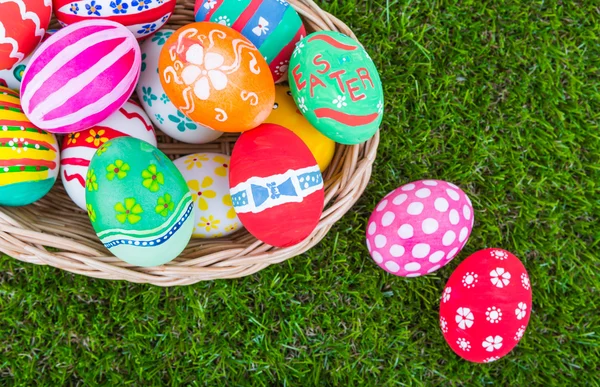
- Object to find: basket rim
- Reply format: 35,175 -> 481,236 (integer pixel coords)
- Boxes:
0,0 -> 380,286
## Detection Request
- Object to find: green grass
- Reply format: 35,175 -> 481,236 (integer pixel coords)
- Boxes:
1,0 -> 600,384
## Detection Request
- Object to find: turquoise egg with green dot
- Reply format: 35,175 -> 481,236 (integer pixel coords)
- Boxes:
85,137 -> 195,267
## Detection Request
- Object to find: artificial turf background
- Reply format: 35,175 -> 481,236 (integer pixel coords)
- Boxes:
1,0 -> 599,384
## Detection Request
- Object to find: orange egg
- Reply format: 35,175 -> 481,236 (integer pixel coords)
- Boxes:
158,22 -> 275,133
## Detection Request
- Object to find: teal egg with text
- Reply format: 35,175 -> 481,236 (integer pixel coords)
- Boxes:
289,31 -> 384,145
85,137 -> 195,267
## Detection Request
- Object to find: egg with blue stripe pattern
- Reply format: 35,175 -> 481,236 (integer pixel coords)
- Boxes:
194,0 -> 306,82
85,137 -> 195,267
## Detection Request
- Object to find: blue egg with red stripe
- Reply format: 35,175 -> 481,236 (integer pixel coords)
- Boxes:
194,0 -> 305,82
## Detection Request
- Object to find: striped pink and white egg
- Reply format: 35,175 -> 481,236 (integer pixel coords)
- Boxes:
366,180 -> 475,277
61,100 -> 157,210
20,19 -> 141,134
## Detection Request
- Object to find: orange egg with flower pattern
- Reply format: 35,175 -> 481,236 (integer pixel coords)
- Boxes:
158,22 -> 275,133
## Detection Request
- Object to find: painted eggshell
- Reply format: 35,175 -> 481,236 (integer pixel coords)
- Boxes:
21,20 -> 141,134
366,180 -> 474,277
0,86 -> 59,206
440,248 -> 532,363
86,137 -> 194,267
229,123 -> 324,247
137,29 -> 222,144
0,29 -> 57,91
61,100 -> 157,211
194,0 -> 305,83
0,0 -> 52,70
159,22 -> 275,133
265,85 -> 335,172
289,31 -> 384,145
174,153 -> 242,238
53,0 -> 176,39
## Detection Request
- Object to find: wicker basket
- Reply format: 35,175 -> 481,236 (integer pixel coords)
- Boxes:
0,0 -> 379,286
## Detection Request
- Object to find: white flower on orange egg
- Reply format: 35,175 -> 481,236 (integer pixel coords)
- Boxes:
182,44 -> 228,101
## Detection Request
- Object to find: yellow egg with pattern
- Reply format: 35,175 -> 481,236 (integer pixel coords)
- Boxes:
264,85 -> 335,172
173,153 -> 242,238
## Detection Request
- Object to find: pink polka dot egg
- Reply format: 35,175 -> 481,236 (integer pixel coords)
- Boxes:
366,180 -> 474,277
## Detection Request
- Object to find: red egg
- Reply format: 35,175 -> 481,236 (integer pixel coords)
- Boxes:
439,248 -> 532,363
229,124 -> 324,247
0,0 -> 52,70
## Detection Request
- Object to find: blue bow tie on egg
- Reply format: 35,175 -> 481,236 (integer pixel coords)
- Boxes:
251,178 -> 297,208
230,167 -> 323,214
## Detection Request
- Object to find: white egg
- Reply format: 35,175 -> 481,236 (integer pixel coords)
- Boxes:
137,30 -> 223,144
61,101 -> 157,210
173,153 -> 242,238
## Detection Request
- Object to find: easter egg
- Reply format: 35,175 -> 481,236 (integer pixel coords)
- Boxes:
53,0 -> 176,39
174,153 -> 242,238
21,20 -> 141,134
366,180 -> 474,277
194,0 -> 305,83
61,100 -> 157,211
159,22 -> 275,133
0,29 -> 57,91
289,31 -> 384,145
439,248 -> 532,363
265,85 -> 335,172
137,29 -> 222,144
86,137 -> 194,267
229,123 -> 324,247
0,86 -> 59,206
0,0 -> 52,70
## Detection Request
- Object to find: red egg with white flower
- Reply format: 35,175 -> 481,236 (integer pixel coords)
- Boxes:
366,180 -> 474,277
439,248 -> 532,363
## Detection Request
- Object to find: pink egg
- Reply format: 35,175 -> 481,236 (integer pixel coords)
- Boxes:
20,19 -> 141,134
366,180 -> 474,277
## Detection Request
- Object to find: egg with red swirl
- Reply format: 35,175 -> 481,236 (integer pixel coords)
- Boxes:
366,180 -> 474,277
439,248 -> 532,363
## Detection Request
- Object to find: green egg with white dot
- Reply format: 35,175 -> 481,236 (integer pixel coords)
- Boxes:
85,137 -> 195,267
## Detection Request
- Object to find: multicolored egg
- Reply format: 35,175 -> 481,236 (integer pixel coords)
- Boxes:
159,22 -> 275,133
53,0 -> 175,39
194,0 -> 305,83
289,31 -> 383,145
86,137 -> 194,267
0,86 -> 59,206
21,20 -> 141,134
137,29 -> 222,144
366,180 -> 474,277
0,0 -> 52,70
0,29 -> 57,91
265,85 -> 335,172
61,100 -> 157,211
174,153 -> 242,238
229,123 -> 324,247
440,248 -> 532,363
